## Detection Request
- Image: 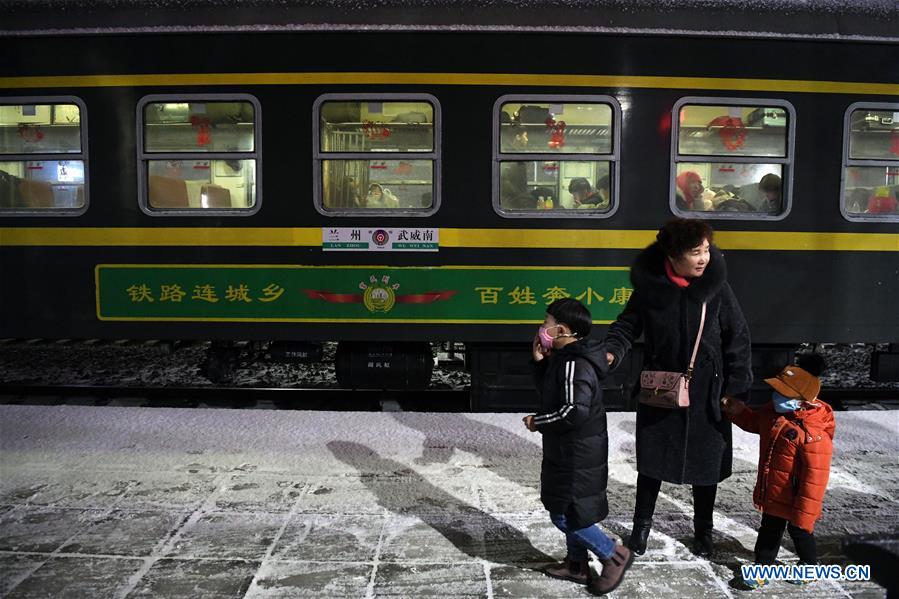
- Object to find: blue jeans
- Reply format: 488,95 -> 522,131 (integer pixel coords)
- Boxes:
550,513 -> 616,561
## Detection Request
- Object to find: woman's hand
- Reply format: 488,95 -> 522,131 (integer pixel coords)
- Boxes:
721,396 -> 745,416
533,334 -> 548,362
522,415 -> 538,432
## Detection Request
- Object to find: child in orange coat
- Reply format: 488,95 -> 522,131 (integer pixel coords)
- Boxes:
722,355 -> 835,589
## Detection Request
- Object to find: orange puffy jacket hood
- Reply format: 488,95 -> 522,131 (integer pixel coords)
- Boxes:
730,399 -> 835,532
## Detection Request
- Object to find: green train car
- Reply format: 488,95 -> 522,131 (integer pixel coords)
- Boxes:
1,0 -> 897,405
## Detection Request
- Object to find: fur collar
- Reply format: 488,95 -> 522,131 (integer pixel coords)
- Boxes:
630,242 -> 728,306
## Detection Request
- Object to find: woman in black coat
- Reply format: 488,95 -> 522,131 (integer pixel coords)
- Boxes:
602,219 -> 752,558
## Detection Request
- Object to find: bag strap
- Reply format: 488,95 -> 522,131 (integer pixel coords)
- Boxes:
686,302 -> 707,380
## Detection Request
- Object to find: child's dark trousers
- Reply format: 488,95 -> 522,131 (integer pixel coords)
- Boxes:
754,513 -> 817,564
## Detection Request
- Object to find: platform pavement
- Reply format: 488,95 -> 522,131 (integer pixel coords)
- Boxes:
1,405 -> 896,598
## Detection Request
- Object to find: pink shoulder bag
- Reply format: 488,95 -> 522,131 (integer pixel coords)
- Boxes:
637,302 -> 707,409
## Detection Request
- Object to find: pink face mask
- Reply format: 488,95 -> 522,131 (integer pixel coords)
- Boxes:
538,325 -> 559,351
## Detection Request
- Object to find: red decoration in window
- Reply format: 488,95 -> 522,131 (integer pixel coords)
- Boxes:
190,116 -> 212,146
890,130 -> 899,156
17,124 -> 44,143
362,121 -> 391,140
545,117 -> 566,149
707,116 -> 747,151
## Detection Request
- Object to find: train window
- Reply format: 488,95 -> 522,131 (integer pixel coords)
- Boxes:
0,98 -> 87,214
671,98 -> 795,219
314,95 -> 440,216
841,103 -> 899,221
137,95 -> 261,215
493,96 -> 621,218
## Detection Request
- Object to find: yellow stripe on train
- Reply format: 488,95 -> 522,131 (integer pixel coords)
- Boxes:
1,228 -> 897,251
0,72 -> 898,95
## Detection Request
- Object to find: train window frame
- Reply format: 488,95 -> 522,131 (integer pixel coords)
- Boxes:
670,97 -> 796,221
840,101 -> 899,223
136,93 -> 262,216
0,95 -> 89,217
492,94 -> 622,219
312,93 -> 442,217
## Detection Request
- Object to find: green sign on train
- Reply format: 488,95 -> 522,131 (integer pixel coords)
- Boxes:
95,265 -> 633,323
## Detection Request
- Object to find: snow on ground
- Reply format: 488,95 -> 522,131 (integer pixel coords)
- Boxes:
1,406 -> 895,598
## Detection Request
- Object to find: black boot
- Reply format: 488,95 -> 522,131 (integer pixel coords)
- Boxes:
627,518 -> 652,556
692,519 -> 714,558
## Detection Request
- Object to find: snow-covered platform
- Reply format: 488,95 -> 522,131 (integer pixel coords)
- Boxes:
1,406 -> 896,598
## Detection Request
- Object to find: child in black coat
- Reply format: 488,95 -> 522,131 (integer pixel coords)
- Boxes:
523,298 -> 633,596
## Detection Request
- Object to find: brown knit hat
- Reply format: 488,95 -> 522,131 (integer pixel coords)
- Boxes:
764,365 -> 821,402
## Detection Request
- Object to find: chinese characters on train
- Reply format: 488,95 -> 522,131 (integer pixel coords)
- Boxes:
125,283 -> 285,303
334,228 -> 434,241
323,228 -> 439,251
473,285 -> 632,306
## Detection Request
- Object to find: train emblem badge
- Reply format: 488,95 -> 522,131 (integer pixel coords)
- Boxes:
303,274 -> 456,314
360,275 -> 398,312
371,229 -> 390,247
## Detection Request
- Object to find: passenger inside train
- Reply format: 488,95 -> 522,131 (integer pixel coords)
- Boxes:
365,183 -> 400,209
675,170 -> 704,210
569,177 -> 609,209
674,164 -> 789,214
758,173 -> 782,213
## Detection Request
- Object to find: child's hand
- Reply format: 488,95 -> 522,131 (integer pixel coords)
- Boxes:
532,335 -> 548,362
522,415 -> 538,432
721,396 -> 745,416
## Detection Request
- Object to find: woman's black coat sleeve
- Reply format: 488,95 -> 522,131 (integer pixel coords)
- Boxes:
719,283 -> 753,398
602,292 -> 644,371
